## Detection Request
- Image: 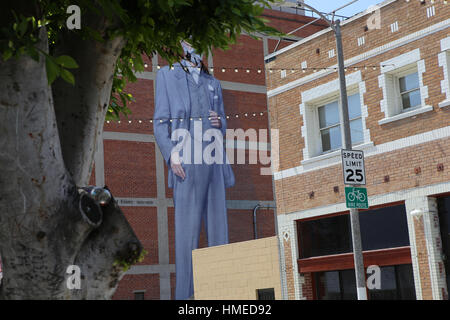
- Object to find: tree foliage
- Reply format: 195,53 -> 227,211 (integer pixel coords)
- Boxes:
0,0 -> 282,120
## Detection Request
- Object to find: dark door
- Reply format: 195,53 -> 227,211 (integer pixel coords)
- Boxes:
438,196 -> 450,299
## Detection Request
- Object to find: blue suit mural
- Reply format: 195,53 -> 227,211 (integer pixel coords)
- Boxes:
153,46 -> 235,300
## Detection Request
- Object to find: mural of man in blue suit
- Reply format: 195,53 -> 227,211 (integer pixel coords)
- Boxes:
153,42 -> 235,300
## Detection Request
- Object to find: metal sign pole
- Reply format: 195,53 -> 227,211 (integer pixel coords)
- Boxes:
335,20 -> 367,300
278,0 -> 368,300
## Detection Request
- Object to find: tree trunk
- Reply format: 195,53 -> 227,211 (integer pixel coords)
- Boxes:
0,22 -> 142,300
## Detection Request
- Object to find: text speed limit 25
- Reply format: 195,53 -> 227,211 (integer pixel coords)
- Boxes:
341,149 -> 366,186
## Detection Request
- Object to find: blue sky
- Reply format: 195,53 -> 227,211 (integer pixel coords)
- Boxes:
305,0 -> 386,18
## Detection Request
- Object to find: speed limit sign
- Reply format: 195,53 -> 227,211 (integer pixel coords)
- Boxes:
341,150 -> 366,186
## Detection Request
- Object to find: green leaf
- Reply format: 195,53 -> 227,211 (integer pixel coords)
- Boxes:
26,46 -> 39,62
158,0 -> 170,12
45,57 -> 60,85
55,55 -> 79,69
60,68 -> 75,85
231,8 -> 241,16
17,19 -> 28,37
85,27 -> 105,43
2,49 -> 13,61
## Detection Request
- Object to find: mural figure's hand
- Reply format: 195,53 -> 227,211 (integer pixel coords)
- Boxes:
170,151 -> 186,180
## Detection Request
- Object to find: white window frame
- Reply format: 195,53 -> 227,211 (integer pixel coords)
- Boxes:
300,71 -> 372,165
315,93 -> 341,155
317,95 -> 364,154
378,49 -> 432,125
438,36 -> 450,108
394,68 -> 422,112
398,72 -> 421,111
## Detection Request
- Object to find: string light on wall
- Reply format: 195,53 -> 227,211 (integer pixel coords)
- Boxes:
405,0 -> 447,3
143,63 -> 391,74
105,110 -> 269,124
118,57 -> 423,126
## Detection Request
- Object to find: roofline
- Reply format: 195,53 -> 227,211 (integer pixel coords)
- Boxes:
264,0 -> 398,61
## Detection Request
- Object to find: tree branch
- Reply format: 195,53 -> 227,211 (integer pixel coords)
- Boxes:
52,12 -> 126,186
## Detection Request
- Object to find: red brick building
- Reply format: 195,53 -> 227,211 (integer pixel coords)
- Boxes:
266,0 -> 449,300
89,5 -> 327,300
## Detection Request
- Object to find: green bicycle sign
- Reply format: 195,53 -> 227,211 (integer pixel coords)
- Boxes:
345,187 -> 369,209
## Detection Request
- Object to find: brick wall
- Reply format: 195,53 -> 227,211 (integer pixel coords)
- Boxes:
113,274 -> 160,300
266,0 -> 450,300
105,7 -> 326,300
274,138 -> 450,215
413,216 -> 433,299
302,273 -> 314,300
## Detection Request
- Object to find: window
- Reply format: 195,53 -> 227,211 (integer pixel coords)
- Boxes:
315,264 -> 416,300
314,269 -> 356,300
359,204 -> 410,251
300,71 -> 371,161
134,291 -> 145,300
378,49 -> 431,125
383,66 -> 423,116
368,265 -> 416,300
438,37 -> 450,108
297,204 -> 410,259
318,101 -> 341,153
297,214 -> 352,259
399,72 -> 421,110
257,288 -> 275,300
437,196 -> 450,298
318,93 -> 363,153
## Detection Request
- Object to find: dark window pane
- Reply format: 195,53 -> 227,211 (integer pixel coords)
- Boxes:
340,269 -> 357,300
318,265 -> 415,301
359,205 -> 410,251
399,72 -> 419,92
348,93 -> 362,119
437,196 -> 450,298
368,266 -> 397,300
316,271 -> 341,300
439,196 -> 450,233
321,125 -> 342,152
318,101 -> 340,128
396,264 -> 416,300
257,288 -> 275,300
297,215 -> 352,259
369,264 -> 415,300
298,205 -> 409,260
134,292 -> 145,300
316,270 -> 356,300
401,89 -> 421,110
